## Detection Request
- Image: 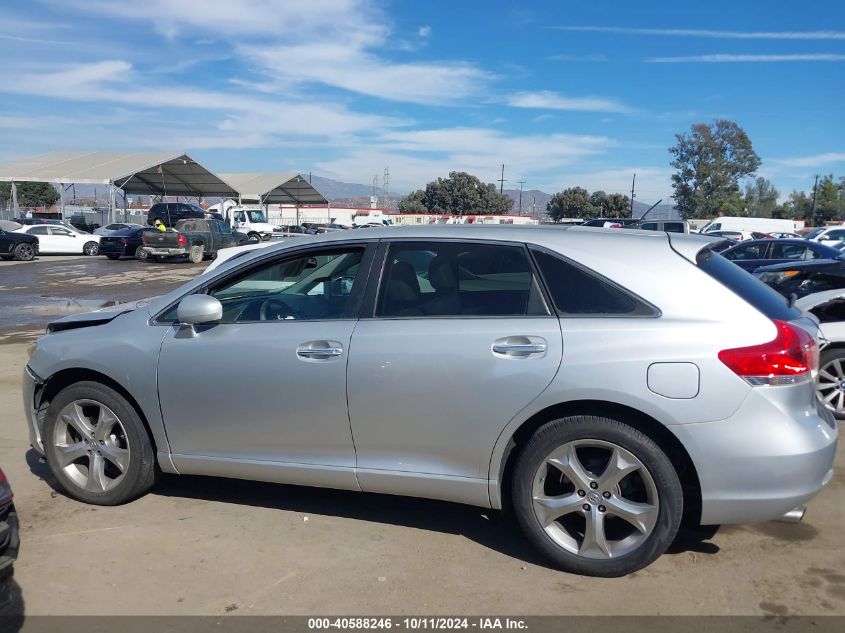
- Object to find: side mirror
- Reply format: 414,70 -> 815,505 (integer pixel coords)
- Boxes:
177,295 -> 223,325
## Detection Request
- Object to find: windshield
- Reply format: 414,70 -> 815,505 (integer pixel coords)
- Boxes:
247,210 -> 266,223
803,228 -> 824,240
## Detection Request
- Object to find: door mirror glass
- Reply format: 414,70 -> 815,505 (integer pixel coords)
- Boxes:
177,295 -> 223,325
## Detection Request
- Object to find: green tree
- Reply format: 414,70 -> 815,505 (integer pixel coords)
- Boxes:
0,182 -> 60,207
669,119 -> 761,219
815,174 -> 843,222
605,192 -> 631,217
743,177 -> 779,218
547,187 -> 596,221
398,171 -> 513,215
589,190 -> 608,215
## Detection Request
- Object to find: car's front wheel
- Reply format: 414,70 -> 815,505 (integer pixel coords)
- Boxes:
512,415 -> 682,577
43,381 -> 157,505
13,243 -> 35,261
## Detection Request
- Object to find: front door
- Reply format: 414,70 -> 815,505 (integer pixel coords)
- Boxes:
156,243 -> 374,488
346,240 -> 562,500
48,227 -> 80,253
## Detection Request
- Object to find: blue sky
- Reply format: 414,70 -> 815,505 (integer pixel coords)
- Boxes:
1,0 -> 843,203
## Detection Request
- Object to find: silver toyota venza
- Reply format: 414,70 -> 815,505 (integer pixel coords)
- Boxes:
22,225 -> 837,576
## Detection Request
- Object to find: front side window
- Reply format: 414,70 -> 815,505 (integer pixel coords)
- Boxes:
531,248 -> 657,317
247,210 -> 266,223
208,247 -> 365,322
377,241 -> 544,317
50,228 -> 73,236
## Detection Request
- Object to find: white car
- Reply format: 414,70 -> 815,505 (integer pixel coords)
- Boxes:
804,226 -> 845,243
94,222 -> 144,236
201,239 -> 282,274
14,225 -> 100,255
796,289 -> 845,419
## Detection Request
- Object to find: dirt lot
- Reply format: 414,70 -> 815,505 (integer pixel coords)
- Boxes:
0,256 -> 844,616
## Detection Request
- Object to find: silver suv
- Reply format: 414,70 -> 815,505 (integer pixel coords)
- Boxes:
22,225 -> 837,576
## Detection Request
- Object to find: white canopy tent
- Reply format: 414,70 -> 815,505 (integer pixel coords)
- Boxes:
0,151 -> 238,221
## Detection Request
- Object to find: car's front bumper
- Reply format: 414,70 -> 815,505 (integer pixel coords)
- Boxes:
671,384 -> 838,525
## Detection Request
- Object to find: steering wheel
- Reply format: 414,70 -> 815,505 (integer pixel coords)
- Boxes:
259,298 -> 303,321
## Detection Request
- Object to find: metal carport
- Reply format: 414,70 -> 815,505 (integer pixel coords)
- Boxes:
218,172 -> 328,206
0,151 -> 238,221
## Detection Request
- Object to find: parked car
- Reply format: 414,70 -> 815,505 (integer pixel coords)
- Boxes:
228,207 -> 275,242
94,223 -> 144,236
23,226 -> 837,577
146,202 -> 206,228
625,219 -> 689,233
14,225 -> 99,255
794,289 -> 845,419
273,225 -> 309,235
721,239 -> 843,272
756,259 -> 845,299
0,467 -> 19,581
139,218 -> 249,263
804,226 -> 845,244
0,225 -> 38,261
702,229 -> 766,242
98,227 -> 146,260
699,216 -> 796,236
767,232 -> 803,239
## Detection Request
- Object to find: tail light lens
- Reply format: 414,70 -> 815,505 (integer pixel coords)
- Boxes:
0,468 -> 13,508
177,233 -> 187,247
719,320 -> 818,386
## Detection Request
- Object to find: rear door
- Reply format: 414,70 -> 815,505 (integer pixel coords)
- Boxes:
722,241 -> 771,271
346,239 -> 562,499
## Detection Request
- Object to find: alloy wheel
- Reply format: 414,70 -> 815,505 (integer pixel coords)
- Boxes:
817,358 -> 845,415
53,399 -> 131,493
16,243 -> 34,260
531,439 -> 659,560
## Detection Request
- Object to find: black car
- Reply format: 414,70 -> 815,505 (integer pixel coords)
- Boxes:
147,202 -> 205,228
756,259 -> 845,299
721,238 -> 843,272
0,467 -> 18,581
0,226 -> 38,261
99,227 -> 146,260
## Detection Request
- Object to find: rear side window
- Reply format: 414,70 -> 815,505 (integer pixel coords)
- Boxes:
696,249 -> 799,320
664,222 -> 685,233
531,248 -> 658,317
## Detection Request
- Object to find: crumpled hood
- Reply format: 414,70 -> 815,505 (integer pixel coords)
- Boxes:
46,298 -> 155,333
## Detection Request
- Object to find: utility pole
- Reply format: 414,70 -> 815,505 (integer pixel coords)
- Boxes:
517,180 -> 525,214
498,164 -> 506,194
630,173 -> 636,217
383,166 -> 390,210
811,174 -> 820,226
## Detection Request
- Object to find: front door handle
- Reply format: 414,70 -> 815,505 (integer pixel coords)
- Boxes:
297,340 -> 344,360
492,336 -> 548,358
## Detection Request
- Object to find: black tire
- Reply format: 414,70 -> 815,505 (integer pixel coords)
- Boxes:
188,245 -> 203,264
106,254 -> 120,260
817,348 -> 845,419
248,233 -> 260,243
134,246 -> 147,261
83,241 -> 99,256
12,242 -> 35,261
43,381 -> 157,505
512,415 -> 683,577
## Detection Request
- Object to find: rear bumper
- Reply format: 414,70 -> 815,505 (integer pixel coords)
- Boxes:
671,385 -> 838,525
140,247 -> 188,257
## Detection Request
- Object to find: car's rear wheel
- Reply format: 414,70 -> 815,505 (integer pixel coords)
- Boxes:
13,243 -> 35,261
512,415 -> 682,577
816,348 -> 845,418
83,241 -> 99,256
188,245 -> 203,264
134,246 -> 147,260
43,381 -> 157,505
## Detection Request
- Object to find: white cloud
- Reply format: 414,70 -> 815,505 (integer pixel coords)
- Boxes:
507,90 -> 634,113
771,153 -> 845,168
418,25 -> 431,38
552,26 -> 845,40
646,54 -> 845,63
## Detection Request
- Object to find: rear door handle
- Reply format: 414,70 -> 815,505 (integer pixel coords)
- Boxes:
492,336 -> 548,358
297,340 -> 344,360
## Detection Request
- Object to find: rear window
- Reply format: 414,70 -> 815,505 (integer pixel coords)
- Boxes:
696,249 -> 799,321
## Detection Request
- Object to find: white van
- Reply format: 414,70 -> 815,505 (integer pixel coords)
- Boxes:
699,216 -> 796,235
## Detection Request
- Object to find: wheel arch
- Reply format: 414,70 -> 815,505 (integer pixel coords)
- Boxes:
40,368 -> 160,457
492,399 -> 702,527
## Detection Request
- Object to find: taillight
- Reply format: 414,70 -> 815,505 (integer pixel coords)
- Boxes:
177,233 -> 187,247
0,468 -> 13,508
719,320 -> 818,386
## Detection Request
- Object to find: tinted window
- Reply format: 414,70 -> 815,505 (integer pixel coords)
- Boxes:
770,243 -> 811,260
29,226 -> 50,235
641,222 -> 658,231
207,248 -> 365,322
724,243 -> 767,261
377,241 -> 545,317
697,249 -> 799,320
664,222 -> 685,233
532,249 -> 656,316
826,230 -> 845,240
